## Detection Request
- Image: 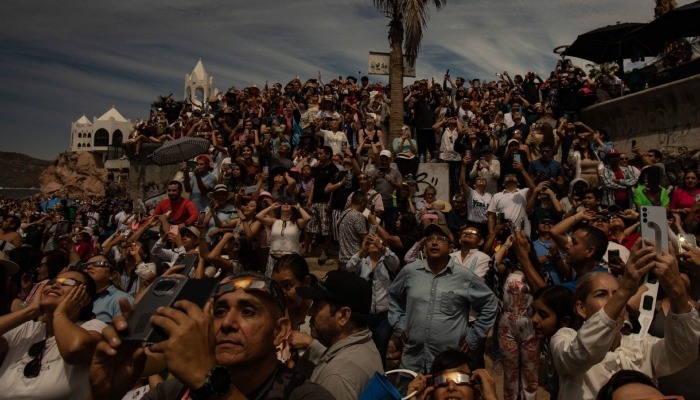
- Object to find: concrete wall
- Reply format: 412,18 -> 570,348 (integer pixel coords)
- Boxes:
409,162 -> 450,202
124,143 -> 182,201
580,74 -> 700,153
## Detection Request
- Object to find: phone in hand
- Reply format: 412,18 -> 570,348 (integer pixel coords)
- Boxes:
169,225 -> 179,235
245,185 -> 257,195
369,225 -> 378,235
513,154 -> 521,163
607,249 -> 620,262
120,277 -> 219,344
262,166 -> 269,174
198,211 -> 206,226
632,139 -> 637,147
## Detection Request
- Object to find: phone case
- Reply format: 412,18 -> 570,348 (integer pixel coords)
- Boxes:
121,277 -> 219,343
173,254 -> 199,278
638,206 -> 667,340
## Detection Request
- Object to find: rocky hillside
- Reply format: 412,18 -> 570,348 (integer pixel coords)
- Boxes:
0,152 -> 53,188
40,151 -> 106,198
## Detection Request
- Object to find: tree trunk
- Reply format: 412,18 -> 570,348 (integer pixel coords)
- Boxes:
389,17 -> 405,143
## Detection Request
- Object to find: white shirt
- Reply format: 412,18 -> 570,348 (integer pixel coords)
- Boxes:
470,159 -> 501,195
439,128 -> 461,162
114,211 -> 135,232
450,249 -> 490,279
487,188 -> 531,234
504,113 -> 526,128
0,319 -> 107,400
552,307 -> 700,400
317,129 -> 347,155
466,189 -> 492,224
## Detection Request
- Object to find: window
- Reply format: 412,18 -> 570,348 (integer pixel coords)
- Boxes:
94,129 -> 109,147
112,130 -> 123,145
78,133 -> 82,138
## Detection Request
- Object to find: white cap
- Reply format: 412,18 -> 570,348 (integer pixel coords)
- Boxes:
379,150 -> 392,158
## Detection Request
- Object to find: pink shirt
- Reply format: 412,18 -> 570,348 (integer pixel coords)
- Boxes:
670,188 -> 700,211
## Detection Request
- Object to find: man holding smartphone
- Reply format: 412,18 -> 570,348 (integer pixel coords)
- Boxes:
182,155 -> 217,212
89,273 -> 333,400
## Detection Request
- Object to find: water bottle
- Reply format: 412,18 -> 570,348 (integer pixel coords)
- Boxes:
420,153 -> 425,163
345,170 -> 353,188
426,152 -> 432,163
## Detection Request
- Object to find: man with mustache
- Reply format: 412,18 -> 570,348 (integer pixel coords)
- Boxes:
88,272 -> 333,400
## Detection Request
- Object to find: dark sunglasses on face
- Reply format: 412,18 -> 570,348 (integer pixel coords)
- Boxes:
23,339 -> 47,378
84,260 -> 113,270
47,277 -> 84,287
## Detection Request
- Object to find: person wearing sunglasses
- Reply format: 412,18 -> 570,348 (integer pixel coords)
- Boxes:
256,197 -> 311,277
89,273 -> 332,400
0,270 -> 105,399
83,254 -> 133,324
405,350 -> 498,400
389,224 -> 498,392
600,148 -> 637,211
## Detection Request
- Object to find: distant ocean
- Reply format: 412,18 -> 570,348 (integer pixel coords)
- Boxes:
0,188 -> 41,198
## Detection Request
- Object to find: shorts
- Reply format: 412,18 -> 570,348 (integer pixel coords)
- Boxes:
306,202 -> 330,236
331,209 -> 344,240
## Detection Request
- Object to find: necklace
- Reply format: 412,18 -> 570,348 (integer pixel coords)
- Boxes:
537,239 -> 551,250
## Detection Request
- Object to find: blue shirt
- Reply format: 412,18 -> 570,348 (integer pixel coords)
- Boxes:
389,257 -> 498,373
527,158 -> 565,181
560,267 -> 609,292
92,285 -> 133,324
189,172 -> 217,212
533,239 -> 561,285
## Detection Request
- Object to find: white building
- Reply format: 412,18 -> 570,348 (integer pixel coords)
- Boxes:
70,106 -> 131,154
184,58 -> 215,107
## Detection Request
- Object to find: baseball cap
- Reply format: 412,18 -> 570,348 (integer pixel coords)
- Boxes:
606,149 -> 620,156
207,184 -> 234,200
295,270 -> 372,314
507,139 -> 520,146
258,191 -> 273,200
423,224 -> 452,239
180,226 -> 200,237
480,145 -> 494,154
379,150 -> 392,158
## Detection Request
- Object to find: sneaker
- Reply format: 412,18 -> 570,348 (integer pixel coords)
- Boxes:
318,252 -> 328,264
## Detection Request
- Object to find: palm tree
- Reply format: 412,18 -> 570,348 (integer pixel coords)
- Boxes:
373,0 -> 447,141
584,62 -> 619,79
150,93 -> 173,111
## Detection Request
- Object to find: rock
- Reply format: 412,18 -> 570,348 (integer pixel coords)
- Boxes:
39,151 -> 107,198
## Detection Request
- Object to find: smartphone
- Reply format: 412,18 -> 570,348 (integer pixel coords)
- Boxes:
262,166 -> 269,174
694,194 -> 700,203
513,154 -> 521,163
497,212 -> 505,223
369,225 -> 378,235
466,150 -> 472,159
607,249 -> 620,262
55,220 -> 69,236
445,69 -> 449,76
169,225 -> 179,235
121,277 -> 219,343
632,139 -> 637,147
187,161 -> 198,172
639,205 -> 667,338
173,253 -> 199,278
121,229 -> 131,237
519,217 -> 525,230
198,211 -> 206,226
245,185 -> 258,195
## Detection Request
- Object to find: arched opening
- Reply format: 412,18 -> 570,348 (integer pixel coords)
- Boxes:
78,133 -> 82,138
112,130 -> 123,145
88,133 -> 92,139
94,129 -> 109,146
87,143 -> 91,147
195,87 -> 204,104
186,87 -> 192,102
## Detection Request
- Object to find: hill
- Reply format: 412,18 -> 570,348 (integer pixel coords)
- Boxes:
0,152 -> 54,188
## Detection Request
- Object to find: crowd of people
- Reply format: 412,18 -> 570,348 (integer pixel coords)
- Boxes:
0,57 -> 699,400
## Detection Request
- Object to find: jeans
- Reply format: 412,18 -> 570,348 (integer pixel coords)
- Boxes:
447,160 -> 462,197
368,311 -> 393,367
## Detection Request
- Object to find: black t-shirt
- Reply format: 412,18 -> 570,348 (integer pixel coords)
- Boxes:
311,163 -> 339,203
329,171 -> 359,211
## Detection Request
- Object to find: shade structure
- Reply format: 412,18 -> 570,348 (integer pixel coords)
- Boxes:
634,1 -> 700,41
564,22 -> 664,64
147,136 -> 210,166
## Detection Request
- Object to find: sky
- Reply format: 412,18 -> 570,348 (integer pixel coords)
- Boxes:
0,0 -> 689,160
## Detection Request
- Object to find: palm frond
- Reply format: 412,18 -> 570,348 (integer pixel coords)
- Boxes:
401,0 -> 428,64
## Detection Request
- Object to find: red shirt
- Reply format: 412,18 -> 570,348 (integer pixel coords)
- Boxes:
612,168 -> 629,202
609,233 -> 641,251
154,197 -> 198,225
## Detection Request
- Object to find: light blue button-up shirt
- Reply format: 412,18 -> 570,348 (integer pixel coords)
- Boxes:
346,249 -> 400,314
388,257 -> 498,373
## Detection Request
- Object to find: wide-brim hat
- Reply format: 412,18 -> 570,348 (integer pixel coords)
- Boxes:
0,251 -> 20,277
207,184 -> 235,200
207,95 -> 219,103
180,226 -> 200,238
431,200 -> 452,213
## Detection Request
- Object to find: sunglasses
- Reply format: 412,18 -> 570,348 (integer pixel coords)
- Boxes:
216,278 -> 285,315
84,260 -> 114,270
23,339 -> 47,378
428,372 -> 474,388
47,277 -> 84,287
426,236 -> 449,244
619,157 -> 629,161
461,230 -> 480,237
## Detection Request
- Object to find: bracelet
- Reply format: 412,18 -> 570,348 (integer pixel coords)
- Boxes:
501,244 -> 509,251
53,312 -> 68,319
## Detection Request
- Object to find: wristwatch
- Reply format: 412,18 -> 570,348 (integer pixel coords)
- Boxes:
190,365 -> 232,400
